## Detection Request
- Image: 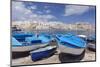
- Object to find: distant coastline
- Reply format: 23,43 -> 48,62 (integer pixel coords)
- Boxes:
12,21 -> 95,32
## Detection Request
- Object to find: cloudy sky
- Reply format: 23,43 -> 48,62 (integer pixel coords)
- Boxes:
12,1 -> 96,24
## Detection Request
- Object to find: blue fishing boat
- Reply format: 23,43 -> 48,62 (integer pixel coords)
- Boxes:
87,34 -> 96,52
56,34 -> 86,55
12,37 -> 30,58
12,31 -> 33,42
12,26 -> 22,32
12,33 -> 54,58
30,46 -> 57,61
38,34 -> 54,43
12,37 -> 36,52
78,35 -> 87,40
87,34 -> 96,42
12,33 -> 53,52
87,43 -> 96,52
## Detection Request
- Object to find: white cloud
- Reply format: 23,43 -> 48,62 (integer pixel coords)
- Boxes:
29,14 -> 56,21
44,6 -> 50,9
46,10 -> 51,13
64,5 -> 90,16
39,14 -> 55,19
44,5 -> 51,14
12,1 -> 56,22
37,11 -> 43,14
12,1 -> 33,21
30,6 -> 37,10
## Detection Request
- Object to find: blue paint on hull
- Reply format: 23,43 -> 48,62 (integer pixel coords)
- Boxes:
56,34 -> 86,48
30,47 -> 56,61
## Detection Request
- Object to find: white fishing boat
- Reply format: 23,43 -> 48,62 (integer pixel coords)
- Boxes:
56,34 -> 86,55
77,35 -> 87,40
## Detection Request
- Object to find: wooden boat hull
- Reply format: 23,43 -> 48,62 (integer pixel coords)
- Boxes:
59,50 -> 85,63
30,46 -> 57,61
12,43 -> 48,52
87,43 -> 96,52
87,39 -> 95,43
56,34 -> 86,55
87,35 -> 96,43
12,51 -> 30,59
58,43 -> 85,55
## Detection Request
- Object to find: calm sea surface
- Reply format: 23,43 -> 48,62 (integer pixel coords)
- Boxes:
27,29 -> 95,36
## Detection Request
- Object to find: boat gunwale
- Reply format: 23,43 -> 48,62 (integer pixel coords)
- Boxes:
30,46 -> 57,53
56,34 -> 86,48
